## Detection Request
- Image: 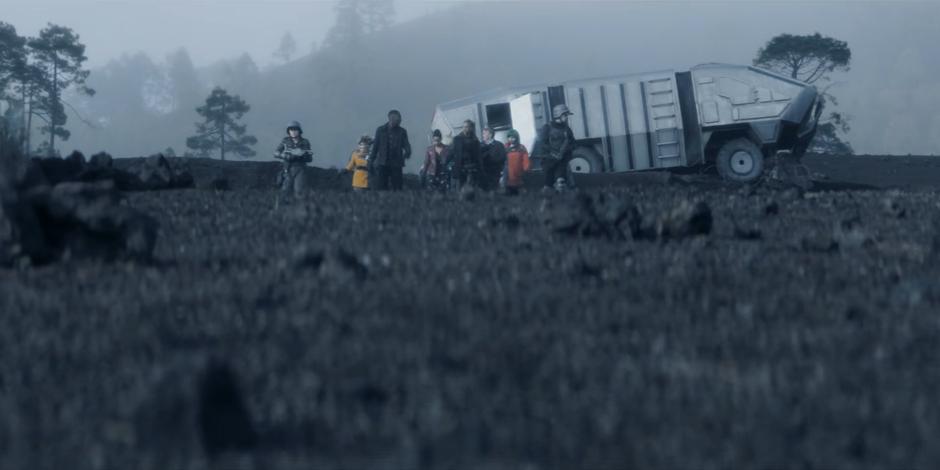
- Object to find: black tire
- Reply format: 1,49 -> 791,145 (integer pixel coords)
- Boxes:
716,138 -> 764,183
568,146 -> 605,174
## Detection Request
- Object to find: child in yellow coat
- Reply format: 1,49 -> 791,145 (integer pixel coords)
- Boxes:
345,135 -> 372,191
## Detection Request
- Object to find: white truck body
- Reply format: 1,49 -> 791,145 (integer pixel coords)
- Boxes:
431,63 -> 821,179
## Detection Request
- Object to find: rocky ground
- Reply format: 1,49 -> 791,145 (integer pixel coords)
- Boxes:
3,154 -> 940,469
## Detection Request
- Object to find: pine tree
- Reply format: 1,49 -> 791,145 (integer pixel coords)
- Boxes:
27,23 -> 95,156
754,32 -> 853,154
324,0 -> 395,49
273,32 -> 297,64
0,22 -> 27,98
186,87 -> 257,160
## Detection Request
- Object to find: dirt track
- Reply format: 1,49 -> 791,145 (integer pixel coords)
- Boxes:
3,154 -> 940,469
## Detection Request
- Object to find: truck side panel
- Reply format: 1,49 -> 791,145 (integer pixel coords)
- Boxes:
624,81 -> 652,170
644,76 -> 684,168
601,84 -> 629,172
676,71 -> 705,166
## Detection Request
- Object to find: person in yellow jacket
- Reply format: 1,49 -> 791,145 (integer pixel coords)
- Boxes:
345,135 -> 372,191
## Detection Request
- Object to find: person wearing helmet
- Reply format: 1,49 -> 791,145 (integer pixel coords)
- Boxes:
502,129 -> 531,195
344,135 -> 372,191
531,104 -> 576,192
274,121 -> 313,200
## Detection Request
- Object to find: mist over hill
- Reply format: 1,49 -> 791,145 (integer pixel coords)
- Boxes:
61,1 -> 940,169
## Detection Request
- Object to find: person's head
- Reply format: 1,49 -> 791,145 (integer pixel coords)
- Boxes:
482,127 -> 494,142
357,135 -> 373,153
507,129 -> 520,145
387,110 -> 402,128
552,104 -> 573,124
286,120 -> 303,138
432,128 -> 442,145
461,120 -> 475,136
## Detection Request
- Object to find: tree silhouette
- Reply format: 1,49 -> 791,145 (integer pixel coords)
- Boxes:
324,0 -> 396,49
754,32 -> 853,154
273,32 -> 297,64
166,48 -> 203,113
0,22 -> 32,151
27,23 -> 95,156
186,87 -> 257,160
0,22 -> 27,98
755,33 -> 850,84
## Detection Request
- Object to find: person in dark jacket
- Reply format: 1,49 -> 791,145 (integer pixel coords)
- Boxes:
368,109 -> 412,190
480,126 -> 506,191
449,120 -> 482,190
531,104 -> 576,192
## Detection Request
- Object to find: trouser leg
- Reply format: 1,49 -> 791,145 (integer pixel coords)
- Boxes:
390,166 -> 403,190
279,167 -> 293,199
543,158 -> 560,188
373,165 -> 388,190
562,156 -> 576,189
292,166 -> 307,196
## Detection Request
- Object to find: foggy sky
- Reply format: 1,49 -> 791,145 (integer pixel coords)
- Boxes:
3,0 -> 926,68
3,0 -> 939,158
3,0 -> 453,68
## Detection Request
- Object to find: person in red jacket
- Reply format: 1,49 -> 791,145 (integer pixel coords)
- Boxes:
502,129 -> 531,195
421,129 -> 449,191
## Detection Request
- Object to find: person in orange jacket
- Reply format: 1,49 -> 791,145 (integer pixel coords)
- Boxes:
502,128 -> 531,195
345,135 -> 372,191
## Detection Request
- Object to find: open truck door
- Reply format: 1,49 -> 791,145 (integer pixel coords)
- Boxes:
509,93 -> 547,159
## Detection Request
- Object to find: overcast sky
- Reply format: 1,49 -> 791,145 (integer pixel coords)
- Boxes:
2,0 -> 928,67
3,0 -> 458,67
4,0 -> 939,156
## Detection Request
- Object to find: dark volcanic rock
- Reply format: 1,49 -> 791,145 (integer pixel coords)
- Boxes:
293,245 -> 369,281
31,152 -> 86,186
204,177 -> 231,191
767,155 -> 814,191
88,151 -> 114,169
119,153 -> 195,191
546,192 -> 644,240
36,181 -> 159,262
0,175 -> 49,266
1,180 -> 158,265
16,158 -> 51,190
655,200 -> 712,239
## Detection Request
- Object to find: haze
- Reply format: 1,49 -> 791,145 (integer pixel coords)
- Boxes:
3,0 -> 938,167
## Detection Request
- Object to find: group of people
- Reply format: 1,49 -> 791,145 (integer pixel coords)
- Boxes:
423,120 -> 531,194
273,104 -> 580,198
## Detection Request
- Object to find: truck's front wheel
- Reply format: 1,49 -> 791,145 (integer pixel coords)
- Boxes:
716,138 -> 764,183
568,147 -> 605,174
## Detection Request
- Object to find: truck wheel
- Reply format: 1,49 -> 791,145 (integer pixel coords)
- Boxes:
569,147 -> 605,174
716,138 -> 764,183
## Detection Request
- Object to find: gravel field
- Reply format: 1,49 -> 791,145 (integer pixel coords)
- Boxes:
3,155 -> 940,469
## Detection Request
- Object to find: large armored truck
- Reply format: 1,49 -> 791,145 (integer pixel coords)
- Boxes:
430,63 -> 822,182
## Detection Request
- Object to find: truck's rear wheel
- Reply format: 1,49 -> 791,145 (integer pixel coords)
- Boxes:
569,147 -> 605,174
716,138 -> 764,183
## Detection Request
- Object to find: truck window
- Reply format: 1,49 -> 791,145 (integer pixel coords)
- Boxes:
485,103 -> 512,130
